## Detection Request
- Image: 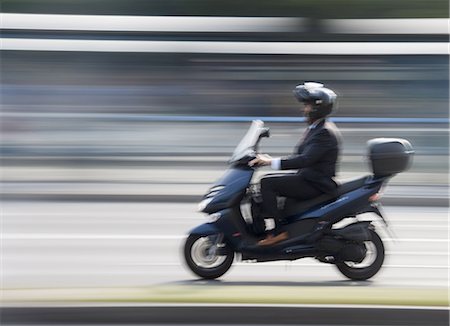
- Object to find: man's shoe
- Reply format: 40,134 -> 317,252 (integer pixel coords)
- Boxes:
258,231 -> 288,246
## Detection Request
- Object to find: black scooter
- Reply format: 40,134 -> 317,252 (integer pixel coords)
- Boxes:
183,120 -> 413,281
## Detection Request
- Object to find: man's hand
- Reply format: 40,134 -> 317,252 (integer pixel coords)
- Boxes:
249,154 -> 272,167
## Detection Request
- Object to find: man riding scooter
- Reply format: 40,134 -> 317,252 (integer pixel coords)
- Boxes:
249,82 -> 342,246
185,82 -> 413,280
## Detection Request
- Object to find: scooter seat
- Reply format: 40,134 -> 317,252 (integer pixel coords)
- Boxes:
281,175 -> 371,218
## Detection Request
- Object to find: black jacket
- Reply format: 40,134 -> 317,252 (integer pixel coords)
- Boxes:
280,119 -> 341,194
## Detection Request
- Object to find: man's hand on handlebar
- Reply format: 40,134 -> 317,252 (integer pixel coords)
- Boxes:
249,154 -> 272,167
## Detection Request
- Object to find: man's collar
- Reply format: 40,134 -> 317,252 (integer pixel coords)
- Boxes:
308,118 -> 325,129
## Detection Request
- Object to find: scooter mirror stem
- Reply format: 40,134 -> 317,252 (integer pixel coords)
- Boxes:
252,127 -> 270,152
260,128 -> 270,138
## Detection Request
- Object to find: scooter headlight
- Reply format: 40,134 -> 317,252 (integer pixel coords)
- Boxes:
206,212 -> 222,222
198,197 -> 214,212
206,185 -> 225,198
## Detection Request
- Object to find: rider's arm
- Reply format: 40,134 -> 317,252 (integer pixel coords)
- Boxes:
271,158 -> 281,170
280,129 -> 333,170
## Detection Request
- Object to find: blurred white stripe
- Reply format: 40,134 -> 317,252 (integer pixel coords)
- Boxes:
1,14 -> 448,34
2,234 -> 448,242
2,234 -> 185,240
0,13 -> 301,32
1,38 -> 448,54
124,262 -> 448,269
324,18 -> 450,34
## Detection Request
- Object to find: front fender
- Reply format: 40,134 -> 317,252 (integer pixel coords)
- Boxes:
188,222 -> 220,236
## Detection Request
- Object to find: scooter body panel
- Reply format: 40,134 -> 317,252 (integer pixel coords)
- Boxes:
190,208 -> 258,250
188,222 -> 221,237
286,179 -> 384,225
202,167 -> 254,214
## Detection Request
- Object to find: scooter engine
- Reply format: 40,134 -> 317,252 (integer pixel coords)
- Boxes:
316,237 -> 367,263
339,242 -> 367,263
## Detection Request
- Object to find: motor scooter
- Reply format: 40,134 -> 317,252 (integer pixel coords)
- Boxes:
183,120 -> 413,280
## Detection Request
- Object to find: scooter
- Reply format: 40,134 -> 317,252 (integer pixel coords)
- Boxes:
183,120 -> 413,281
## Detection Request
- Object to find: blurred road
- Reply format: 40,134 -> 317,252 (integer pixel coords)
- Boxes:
3,201 -> 448,289
2,305 -> 448,326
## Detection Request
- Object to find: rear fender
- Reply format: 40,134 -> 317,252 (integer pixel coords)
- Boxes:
357,201 -> 390,227
359,202 -> 384,218
328,221 -> 372,242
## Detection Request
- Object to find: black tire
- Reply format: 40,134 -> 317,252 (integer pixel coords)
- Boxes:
184,234 -> 234,280
336,229 -> 385,281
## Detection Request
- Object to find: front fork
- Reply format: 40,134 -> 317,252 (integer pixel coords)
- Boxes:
207,233 -> 225,257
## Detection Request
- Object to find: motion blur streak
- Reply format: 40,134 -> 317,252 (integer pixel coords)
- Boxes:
2,13 -> 448,34
0,9 -> 448,326
2,39 -> 448,54
2,203 -> 449,288
1,13 -> 301,32
323,18 -> 449,34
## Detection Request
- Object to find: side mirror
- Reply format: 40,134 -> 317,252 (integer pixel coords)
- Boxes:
254,128 -> 270,154
260,128 -> 270,138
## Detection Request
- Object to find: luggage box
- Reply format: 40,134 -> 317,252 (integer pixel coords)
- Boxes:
367,138 -> 414,176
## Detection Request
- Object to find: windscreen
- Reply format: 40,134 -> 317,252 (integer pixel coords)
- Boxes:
229,120 -> 265,163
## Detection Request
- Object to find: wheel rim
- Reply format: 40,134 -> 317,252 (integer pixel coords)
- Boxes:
343,241 -> 377,269
191,236 -> 227,269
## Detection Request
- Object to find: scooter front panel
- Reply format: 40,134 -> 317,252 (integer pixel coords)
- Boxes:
202,167 -> 253,214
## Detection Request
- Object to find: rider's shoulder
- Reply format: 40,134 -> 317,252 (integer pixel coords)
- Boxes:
321,120 -> 342,142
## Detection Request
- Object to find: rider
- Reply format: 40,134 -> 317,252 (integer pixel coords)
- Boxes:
249,82 -> 342,246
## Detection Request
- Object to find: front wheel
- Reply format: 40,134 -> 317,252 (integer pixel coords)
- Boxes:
336,229 -> 385,281
184,234 -> 234,279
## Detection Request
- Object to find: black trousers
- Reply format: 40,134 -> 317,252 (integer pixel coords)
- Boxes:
260,173 -> 322,227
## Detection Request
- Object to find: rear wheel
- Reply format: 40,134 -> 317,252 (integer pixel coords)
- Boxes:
184,234 -> 234,279
336,229 -> 384,281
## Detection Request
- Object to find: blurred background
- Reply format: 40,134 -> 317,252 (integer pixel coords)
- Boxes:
1,0 -> 449,298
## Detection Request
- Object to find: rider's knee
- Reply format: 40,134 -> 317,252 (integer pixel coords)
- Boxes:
260,176 -> 272,189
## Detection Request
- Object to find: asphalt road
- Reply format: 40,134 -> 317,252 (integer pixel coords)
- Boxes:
2,305 -> 449,325
2,201 -> 448,289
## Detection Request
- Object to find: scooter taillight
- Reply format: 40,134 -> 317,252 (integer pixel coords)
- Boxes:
369,193 -> 381,202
